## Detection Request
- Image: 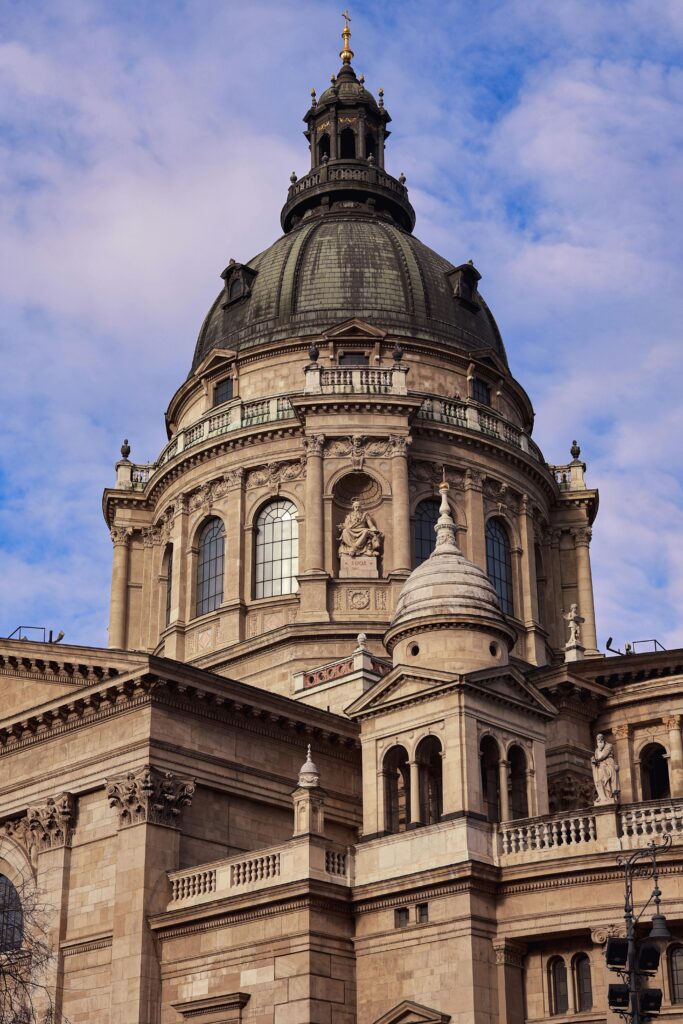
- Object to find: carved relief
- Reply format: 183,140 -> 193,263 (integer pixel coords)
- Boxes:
246,459 -> 305,491
547,772 -> 595,814
375,588 -> 387,611
105,765 -> 195,829
409,460 -> 464,491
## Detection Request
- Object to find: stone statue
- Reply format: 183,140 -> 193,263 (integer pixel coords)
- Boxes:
591,734 -> 620,805
338,500 -> 382,558
563,603 -> 585,646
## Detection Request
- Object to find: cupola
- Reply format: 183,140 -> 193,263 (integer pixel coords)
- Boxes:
384,478 -> 517,673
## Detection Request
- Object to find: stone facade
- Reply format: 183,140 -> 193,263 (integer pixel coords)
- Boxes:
2,24 -> 683,1024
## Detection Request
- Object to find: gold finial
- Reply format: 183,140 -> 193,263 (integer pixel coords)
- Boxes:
340,10 -> 354,64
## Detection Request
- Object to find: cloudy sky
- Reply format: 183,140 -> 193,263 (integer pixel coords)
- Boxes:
1,0 -> 682,652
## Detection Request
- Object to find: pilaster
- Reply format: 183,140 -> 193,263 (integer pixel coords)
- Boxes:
389,435 -> 411,574
572,526 -> 599,656
464,469 -> 486,571
492,939 -> 527,1024
665,715 -> 683,797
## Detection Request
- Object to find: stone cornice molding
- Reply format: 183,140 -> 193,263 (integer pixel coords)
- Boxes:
0,663 -> 359,761
105,765 -> 195,829
498,860 -> 683,896
0,652 -> 125,688
171,992 -> 250,1021
61,933 -> 113,957
150,891 -> 351,939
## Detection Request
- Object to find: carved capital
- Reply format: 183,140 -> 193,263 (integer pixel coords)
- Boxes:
614,723 -> 631,740
464,468 -> 483,492
303,434 -> 325,458
226,467 -> 244,488
388,434 -> 409,457
572,526 -> 592,547
141,526 -> 161,547
110,526 -> 133,547
105,765 -> 195,829
492,939 -> 527,968
664,714 -> 681,732
591,923 -> 625,946
27,792 -> 76,851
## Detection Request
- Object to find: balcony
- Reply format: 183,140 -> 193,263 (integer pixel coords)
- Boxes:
166,835 -> 353,912
303,363 -> 408,396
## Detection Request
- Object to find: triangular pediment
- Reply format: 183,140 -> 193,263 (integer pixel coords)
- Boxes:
345,665 -> 458,719
465,664 -> 557,719
323,318 -> 387,341
192,347 -> 238,380
373,1000 -> 451,1024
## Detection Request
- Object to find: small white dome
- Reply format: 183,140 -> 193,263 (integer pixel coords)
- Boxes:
297,744 -> 320,788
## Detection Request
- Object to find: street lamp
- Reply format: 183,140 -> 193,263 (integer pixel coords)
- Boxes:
606,834 -> 672,1023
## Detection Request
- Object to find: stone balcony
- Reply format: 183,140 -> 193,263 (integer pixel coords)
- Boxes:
166,834 -> 353,912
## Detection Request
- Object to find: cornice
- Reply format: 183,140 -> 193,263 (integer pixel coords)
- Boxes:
497,858 -> 683,896
60,933 -> 113,957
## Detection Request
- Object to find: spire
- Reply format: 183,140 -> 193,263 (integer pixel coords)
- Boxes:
434,473 -> 461,554
340,10 -> 354,65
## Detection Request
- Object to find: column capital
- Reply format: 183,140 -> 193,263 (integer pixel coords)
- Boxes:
110,525 -> 133,546
464,468 -> 483,492
492,938 -> 527,967
105,765 -> 195,830
665,714 -> 682,732
614,723 -> 631,740
388,434 -> 410,457
303,433 -> 325,458
571,526 -> 592,547
4,792 -> 76,861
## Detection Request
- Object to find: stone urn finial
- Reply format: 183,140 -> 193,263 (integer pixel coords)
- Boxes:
570,439 -> 581,461
120,439 -> 131,461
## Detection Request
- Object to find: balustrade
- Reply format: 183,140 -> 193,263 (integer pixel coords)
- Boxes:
620,799 -> 683,839
499,811 -> 597,858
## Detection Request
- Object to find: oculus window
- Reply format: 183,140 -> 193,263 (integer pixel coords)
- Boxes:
486,518 -> 514,615
254,500 -> 299,599
196,518 -> 225,617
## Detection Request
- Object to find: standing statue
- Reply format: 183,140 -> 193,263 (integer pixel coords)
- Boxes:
338,500 -> 382,558
563,603 -> 585,646
591,733 -> 620,805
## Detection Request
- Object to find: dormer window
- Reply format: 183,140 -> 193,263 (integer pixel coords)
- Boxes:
213,377 -> 233,407
339,352 -> 369,366
448,261 -> 482,311
472,377 -> 491,406
220,260 -> 257,308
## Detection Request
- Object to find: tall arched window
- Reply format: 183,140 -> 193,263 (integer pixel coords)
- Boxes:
255,500 -> 299,599
486,518 -> 514,615
416,736 -> 443,825
549,957 -> 569,1015
340,127 -> 356,159
480,736 -> 501,823
669,945 -> 683,1003
383,746 -> 410,833
413,499 -> 441,566
196,518 -> 225,617
365,132 -> 376,159
0,874 -> 23,952
164,544 -> 173,627
508,744 -> 529,820
574,953 -> 593,1011
641,743 -> 670,800
318,133 -> 330,162
535,543 -> 546,628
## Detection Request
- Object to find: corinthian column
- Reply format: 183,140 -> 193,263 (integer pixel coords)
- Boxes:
303,434 -> 325,573
665,715 -> 683,797
464,469 -> 486,570
109,526 -> 132,648
572,526 -> 599,655
390,434 -> 411,574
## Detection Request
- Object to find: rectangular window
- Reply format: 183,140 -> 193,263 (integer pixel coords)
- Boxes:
339,352 -> 369,366
417,903 -> 429,924
395,907 -> 409,929
472,377 -> 491,406
214,377 -> 233,406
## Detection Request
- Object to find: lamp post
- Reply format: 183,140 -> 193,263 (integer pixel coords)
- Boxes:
606,834 -> 672,1022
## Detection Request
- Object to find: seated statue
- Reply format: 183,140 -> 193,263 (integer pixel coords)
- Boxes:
338,500 -> 382,558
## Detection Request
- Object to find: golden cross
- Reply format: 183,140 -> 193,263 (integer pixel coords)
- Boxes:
342,10 -> 351,27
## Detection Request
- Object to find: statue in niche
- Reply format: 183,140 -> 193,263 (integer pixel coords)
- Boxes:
563,603 -> 585,646
338,500 -> 382,558
591,733 -> 620,805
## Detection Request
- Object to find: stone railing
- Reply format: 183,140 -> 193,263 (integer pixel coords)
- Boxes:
620,799 -> 683,844
167,836 -> 353,910
499,811 -> 598,860
287,160 -> 409,201
417,398 -> 542,462
304,364 -> 408,397
548,460 -> 587,492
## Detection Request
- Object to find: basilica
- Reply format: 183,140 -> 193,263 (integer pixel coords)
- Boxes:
1,22 -> 682,1024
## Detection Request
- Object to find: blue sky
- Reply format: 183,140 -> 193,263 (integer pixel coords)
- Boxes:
1,0 -> 682,651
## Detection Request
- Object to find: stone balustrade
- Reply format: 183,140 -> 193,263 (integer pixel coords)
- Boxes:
499,811 -> 598,861
620,798 -> 683,845
548,460 -> 587,491
167,836 -> 353,910
303,363 -> 408,396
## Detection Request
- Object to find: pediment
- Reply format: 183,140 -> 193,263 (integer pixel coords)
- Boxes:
465,664 -> 557,719
323,318 -> 387,341
345,666 -> 457,719
373,1000 -> 451,1024
192,347 -> 238,380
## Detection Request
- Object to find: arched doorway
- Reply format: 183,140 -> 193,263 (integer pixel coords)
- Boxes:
340,127 -> 356,159
641,743 -> 670,800
383,746 -> 410,833
416,736 -> 443,825
480,736 -> 501,822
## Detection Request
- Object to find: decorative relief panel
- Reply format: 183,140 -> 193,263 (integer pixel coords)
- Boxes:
246,459 -> 305,491
105,765 -> 195,829
410,460 -> 464,491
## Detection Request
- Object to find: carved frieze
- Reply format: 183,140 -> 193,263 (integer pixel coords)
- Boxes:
246,459 -> 305,491
409,460 -> 464,491
105,765 -> 195,829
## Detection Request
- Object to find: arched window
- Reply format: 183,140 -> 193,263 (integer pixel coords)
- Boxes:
416,736 -> 443,825
535,543 -> 546,628
365,132 -> 376,159
486,519 -> 514,615
480,736 -> 501,823
669,945 -> 683,1003
641,743 -> 670,800
318,133 -> 330,162
164,544 -> 173,627
574,953 -> 593,1011
0,874 -> 23,952
213,377 -> 233,407
549,957 -> 569,1015
413,499 -> 440,566
383,746 -> 410,833
196,517 -> 225,617
340,127 -> 356,159
508,744 -> 529,820
254,500 -> 299,599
